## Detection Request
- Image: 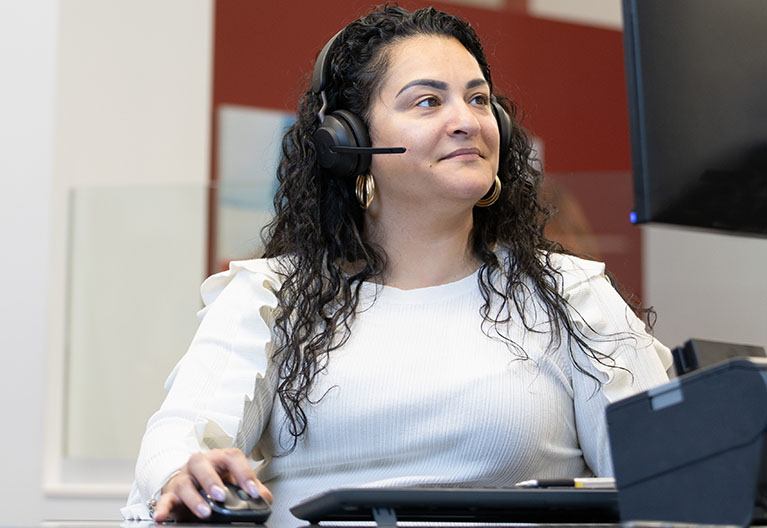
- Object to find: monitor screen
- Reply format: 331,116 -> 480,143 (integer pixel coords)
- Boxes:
622,0 -> 767,235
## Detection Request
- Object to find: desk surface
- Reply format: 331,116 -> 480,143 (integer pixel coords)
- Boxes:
0,521 -> 726,528
0,522 -> 635,528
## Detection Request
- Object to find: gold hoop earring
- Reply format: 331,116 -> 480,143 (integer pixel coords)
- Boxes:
475,175 -> 502,207
355,173 -> 375,210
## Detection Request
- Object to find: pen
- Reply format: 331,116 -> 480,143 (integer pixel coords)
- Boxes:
513,477 -> 616,489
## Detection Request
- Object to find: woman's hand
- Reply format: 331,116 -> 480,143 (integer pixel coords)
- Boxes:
152,448 -> 274,522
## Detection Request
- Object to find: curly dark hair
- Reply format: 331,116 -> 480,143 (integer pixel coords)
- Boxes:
261,4 -> 644,452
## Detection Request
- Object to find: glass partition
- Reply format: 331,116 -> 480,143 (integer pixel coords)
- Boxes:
65,185 -> 206,461
544,171 -> 642,300
62,182 -> 275,487
55,103 -> 290,492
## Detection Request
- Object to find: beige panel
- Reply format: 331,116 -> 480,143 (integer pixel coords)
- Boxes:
529,0 -> 623,29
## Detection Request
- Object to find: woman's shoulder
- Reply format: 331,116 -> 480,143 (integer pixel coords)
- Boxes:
199,256 -> 287,309
544,252 -> 606,292
495,247 -> 606,292
541,252 -> 623,315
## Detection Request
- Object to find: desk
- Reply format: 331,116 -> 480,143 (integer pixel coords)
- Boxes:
27,522 -> 618,528
11,521 -> 748,528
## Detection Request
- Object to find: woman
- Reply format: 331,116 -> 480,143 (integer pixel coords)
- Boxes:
123,5 -> 671,526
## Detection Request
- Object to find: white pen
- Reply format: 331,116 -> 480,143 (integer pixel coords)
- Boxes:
513,477 -> 616,489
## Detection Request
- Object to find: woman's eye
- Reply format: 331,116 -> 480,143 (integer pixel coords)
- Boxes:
470,94 -> 490,105
416,97 -> 440,108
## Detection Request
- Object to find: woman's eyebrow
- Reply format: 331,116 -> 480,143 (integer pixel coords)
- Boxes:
396,79 -> 447,97
396,77 -> 489,97
466,78 -> 489,90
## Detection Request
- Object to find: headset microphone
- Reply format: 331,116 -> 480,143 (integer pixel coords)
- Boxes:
330,146 -> 406,154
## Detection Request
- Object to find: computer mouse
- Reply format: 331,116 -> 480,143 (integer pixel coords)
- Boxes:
199,481 -> 271,524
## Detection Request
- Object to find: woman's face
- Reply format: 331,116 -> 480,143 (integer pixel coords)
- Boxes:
366,35 -> 500,212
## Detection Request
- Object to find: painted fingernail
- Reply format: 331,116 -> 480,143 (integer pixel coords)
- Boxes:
197,503 -> 212,518
211,485 -> 226,502
246,480 -> 260,498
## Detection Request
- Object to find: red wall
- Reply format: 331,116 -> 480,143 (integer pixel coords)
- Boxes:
212,0 -> 642,298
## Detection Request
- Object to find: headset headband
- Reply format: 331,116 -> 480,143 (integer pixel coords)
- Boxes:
312,30 -> 344,122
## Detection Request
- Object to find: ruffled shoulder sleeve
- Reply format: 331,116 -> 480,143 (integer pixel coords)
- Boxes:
198,258 -> 284,318
547,252 -> 607,292
545,253 -> 672,476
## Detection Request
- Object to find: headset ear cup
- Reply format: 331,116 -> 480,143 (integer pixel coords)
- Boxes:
333,109 -> 372,177
491,98 -> 512,172
314,114 -> 357,178
312,109 -> 372,179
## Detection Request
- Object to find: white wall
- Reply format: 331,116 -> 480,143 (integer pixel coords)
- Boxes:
644,225 -> 767,352
0,0 -> 57,520
52,0 -> 212,464
0,0 -> 213,522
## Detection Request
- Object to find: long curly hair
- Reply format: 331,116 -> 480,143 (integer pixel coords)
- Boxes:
262,4 -> 644,452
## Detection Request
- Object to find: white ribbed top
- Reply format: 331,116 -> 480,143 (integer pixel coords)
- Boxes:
123,253 -> 672,527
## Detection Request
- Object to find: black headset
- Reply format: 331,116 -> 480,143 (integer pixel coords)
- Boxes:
311,30 -> 513,180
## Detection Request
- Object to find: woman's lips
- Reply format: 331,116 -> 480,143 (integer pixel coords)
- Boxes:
441,147 -> 482,160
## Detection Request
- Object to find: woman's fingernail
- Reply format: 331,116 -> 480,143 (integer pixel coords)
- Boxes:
246,480 -> 260,498
211,485 -> 226,502
197,503 -> 212,518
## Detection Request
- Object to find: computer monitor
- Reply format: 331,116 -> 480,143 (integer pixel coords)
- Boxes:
622,0 -> 767,235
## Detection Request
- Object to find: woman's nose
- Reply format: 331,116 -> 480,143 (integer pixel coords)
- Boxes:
447,101 -> 481,137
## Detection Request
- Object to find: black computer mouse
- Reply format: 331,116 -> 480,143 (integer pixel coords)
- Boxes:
199,481 -> 271,524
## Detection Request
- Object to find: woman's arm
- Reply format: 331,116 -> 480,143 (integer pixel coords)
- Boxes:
127,260 -> 282,520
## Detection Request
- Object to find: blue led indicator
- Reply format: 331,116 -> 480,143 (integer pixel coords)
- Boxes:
629,211 -> 638,224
